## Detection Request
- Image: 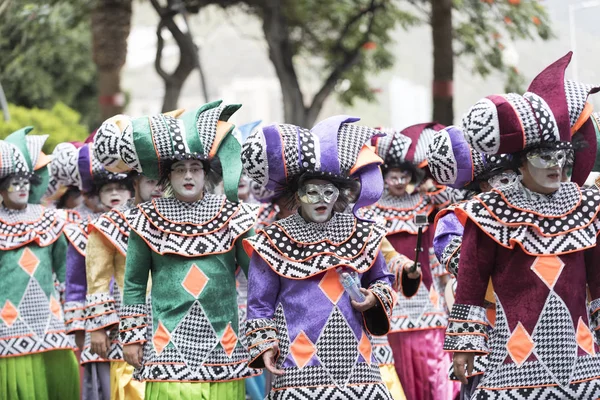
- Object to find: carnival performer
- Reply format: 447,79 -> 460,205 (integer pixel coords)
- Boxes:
57,142 -> 134,400
241,115 -> 421,398
446,52 -> 600,398
367,123 -> 458,400
104,101 -> 259,400
0,128 -> 79,400
427,125 -> 515,399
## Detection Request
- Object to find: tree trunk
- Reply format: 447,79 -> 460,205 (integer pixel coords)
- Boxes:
91,0 -> 132,120
260,0 -> 308,126
431,0 -> 453,125
162,78 -> 185,112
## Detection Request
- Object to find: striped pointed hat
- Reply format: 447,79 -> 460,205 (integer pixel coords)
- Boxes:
241,115 -> 384,217
94,100 -> 243,201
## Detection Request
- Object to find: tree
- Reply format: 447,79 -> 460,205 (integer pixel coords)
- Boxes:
150,0 -> 210,112
91,0 -> 132,120
415,0 -> 552,125
0,1 -> 98,127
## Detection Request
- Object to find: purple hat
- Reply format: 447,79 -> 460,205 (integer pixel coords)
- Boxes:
375,122 -> 445,167
241,115 -> 385,217
428,125 -> 511,189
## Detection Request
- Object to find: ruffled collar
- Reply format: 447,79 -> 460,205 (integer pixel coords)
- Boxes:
0,204 -> 45,224
377,191 -> 423,210
0,205 -> 67,250
275,213 -> 357,244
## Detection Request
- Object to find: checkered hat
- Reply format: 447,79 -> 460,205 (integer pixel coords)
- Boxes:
427,125 -> 511,189
461,52 -> 599,185
242,115 -> 384,216
50,142 -> 128,193
375,122 -> 445,168
94,100 -> 243,201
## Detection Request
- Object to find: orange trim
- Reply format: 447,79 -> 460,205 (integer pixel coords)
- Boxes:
34,152 -> 52,170
0,346 -> 77,358
449,371 -> 485,381
203,359 -> 250,367
122,340 -> 147,346
454,206 -> 600,256
362,289 -> 391,336
350,145 -> 383,175
65,317 -> 87,324
446,349 -> 490,355
144,362 -> 185,366
572,102 -> 594,135
478,373 -> 600,390
0,333 -> 34,340
139,373 -> 261,384
446,332 -> 489,339
245,327 -> 278,337
448,319 -> 488,325
389,326 -> 447,333
85,300 -> 115,308
274,217 -> 359,246
119,314 -> 146,320
209,121 -> 234,157
149,197 -> 228,229
86,322 -> 121,332
375,195 -> 427,212
244,234 -> 384,280
65,305 -> 87,312
84,310 -> 116,320
444,244 -> 461,275
271,381 -> 395,391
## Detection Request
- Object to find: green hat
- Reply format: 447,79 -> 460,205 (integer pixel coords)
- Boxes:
94,100 -> 243,201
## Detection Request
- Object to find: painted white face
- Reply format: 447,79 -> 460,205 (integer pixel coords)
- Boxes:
169,159 -> 205,202
137,175 -> 163,202
3,176 -> 30,209
298,179 -> 339,223
385,169 -> 411,197
526,161 -> 562,191
99,182 -> 131,209
238,175 -> 251,201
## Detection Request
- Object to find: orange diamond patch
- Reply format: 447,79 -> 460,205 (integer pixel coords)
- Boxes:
576,318 -> 596,356
153,321 -> 171,355
220,322 -> 238,357
358,333 -> 372,365
506,322 -> 534,366
530,256 -> 564,290
49,296 -> 62,320
19,248 -> 40,276
289,330 -> 316,369
318,269 -> 345,304
181,264 -> 209,298
0,300 -> 18,327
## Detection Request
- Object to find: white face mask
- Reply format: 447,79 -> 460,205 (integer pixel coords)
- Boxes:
137,175 -> 163,202
169,160 -> 205,202
3,177 -> 30,208
298,181 -> 338,223
99,182 -> 131,209
526,159 -> 562,191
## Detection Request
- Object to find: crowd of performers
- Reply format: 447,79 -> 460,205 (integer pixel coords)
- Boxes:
2,51 -> 600,400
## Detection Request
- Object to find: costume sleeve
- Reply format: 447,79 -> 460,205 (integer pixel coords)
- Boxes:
360,251 -> 395,336
51,234 -> 67,295
85,231 -> 119,332
433,213 -> 464,277
245,252 -> 280,368
235,228 -> 255,277
119,231 -> 151,346
443,219 -> 495,355
64,242 -> 87,333
585,242 -> 600,342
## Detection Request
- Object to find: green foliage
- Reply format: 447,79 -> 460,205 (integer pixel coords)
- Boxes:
0,1 -> 98,128
452,0 -> 553,92
0,103 -> 89,153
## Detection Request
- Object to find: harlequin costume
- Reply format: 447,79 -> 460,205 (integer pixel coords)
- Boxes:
444,52 -> 600,399
241,115 -> 417,399
427,125 -> 515,399
0,128 -> 79,400
102,101 -> 259,399
366,123 -> 458,400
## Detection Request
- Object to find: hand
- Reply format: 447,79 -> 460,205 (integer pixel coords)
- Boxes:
453,352 -> 475,385
262,345 -> 284,376
74,331 -> 85,351
123,343 -> 144,369
404,261 -> 421,280
90,329 -> 111,359
350,288 -> 377,312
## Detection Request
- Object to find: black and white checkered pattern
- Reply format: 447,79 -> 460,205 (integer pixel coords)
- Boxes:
337,124 -> 379,173
524,92 -> 560,145
241,128 -> 269,187
495,181 -> 582,217
565,80 -> 596,128
442,236 -> 462,277
472,379 -> 600,399
372,335 -> 394,365
167,117 -> 189,156
171,300 -> 219,372
279,124 -> 301,177
460,183 -> 600,255
482,295 -> 510,385
391,279 -> 448,332
531,292 -> 577,386
245,318 -> 277,364
298,128 -> 319,171
196,103 -> 223,156
505,93 -> 541,149
316,306 -> 359,387
272,362 -> 382,390
19,278 -> 51,338
462,97 -> 501,155
273,212 -> 360,246
64,301 -> 86,333
85,292 -> 118,331
150,195 -> 229,229
0,208 -> 67,250
267,382 -> 393,400
245,220 -> 386,279
368,193 -> 435,235
427,129 -> 457,185
150,115 -> 174,163
0,140 -> 29,178
444,303 -> 489,353
0,204 -> 45,224
273,304 -> 291,369
128,200 -> 257,257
